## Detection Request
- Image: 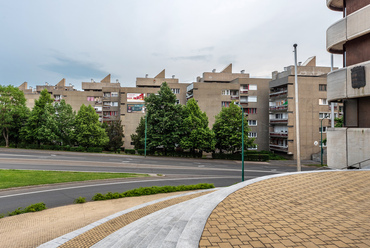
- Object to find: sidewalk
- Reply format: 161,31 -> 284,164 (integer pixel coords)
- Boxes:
1,170 -> 370,248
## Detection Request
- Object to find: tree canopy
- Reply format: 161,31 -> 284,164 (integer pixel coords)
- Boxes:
0,85 -> 29,147
145,82 -> 184,153
74,104 -> 109,148
104,120 -> 124,152
131,116 -> 145,150
212,101 -> 254,153
180,98 -> 215,152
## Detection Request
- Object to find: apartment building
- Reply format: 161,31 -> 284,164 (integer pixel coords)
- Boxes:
326,0 -> 370,168
269,56 -> 341,160
186,64 -> 271,151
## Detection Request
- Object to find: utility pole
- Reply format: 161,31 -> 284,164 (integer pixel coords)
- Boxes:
294,44 -> 301,171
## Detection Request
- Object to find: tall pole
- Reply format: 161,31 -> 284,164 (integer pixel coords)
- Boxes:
145,111 -> 147,158
330,54 -> 335,128
241,105 -> 244,182
294,44 -> 301,171
321,117 -> 324,166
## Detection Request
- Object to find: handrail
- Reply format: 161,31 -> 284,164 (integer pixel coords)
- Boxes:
346,158 -> 370,169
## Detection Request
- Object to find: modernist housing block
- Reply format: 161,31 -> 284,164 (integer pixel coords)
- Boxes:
326,0 -> 370,168
269,57 -> 341,160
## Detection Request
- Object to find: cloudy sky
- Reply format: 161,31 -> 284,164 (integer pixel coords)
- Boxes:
0,0 -> 342,89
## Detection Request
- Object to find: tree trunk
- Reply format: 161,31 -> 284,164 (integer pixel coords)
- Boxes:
3,128 -> 9,148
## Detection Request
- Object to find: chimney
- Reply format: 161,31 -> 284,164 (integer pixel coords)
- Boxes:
172,75 -> 175,79
145,74 -> 148,78
116,79 -> 119,83
241,70 -> 245,74
212,69 -> 216,73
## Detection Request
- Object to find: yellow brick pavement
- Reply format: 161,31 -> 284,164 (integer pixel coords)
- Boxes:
199,171 -> 370,248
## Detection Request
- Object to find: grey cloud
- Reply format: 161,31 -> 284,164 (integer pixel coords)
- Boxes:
170,55 -> 213,61
196,47 -> 214,53
41,57 -> 108,79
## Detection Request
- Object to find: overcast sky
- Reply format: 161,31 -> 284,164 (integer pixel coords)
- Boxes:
0,0 -> 343,89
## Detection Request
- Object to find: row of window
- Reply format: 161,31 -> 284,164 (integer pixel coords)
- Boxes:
222,85 -> 257,95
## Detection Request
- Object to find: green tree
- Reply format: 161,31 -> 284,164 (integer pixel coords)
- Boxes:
145,82 -> 184,154
131,117 -> 145,150
104,120 -> 124,152
74,104 -> 109,148
22,88 -> 54,145
0,85 -> 29,147
334,116 -> 344,127
180,98 -> 215,153
53,99 -> 76,145
212,101 -> 254,153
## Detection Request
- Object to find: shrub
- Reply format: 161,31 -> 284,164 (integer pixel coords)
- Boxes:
71,146 -> 86,152
125,149 -> 136,155
246,154 -> 269,161
91,193 -> 106,201
7,202 -> 47,216
0,213 -> 4,219
137,149 -> 145,155
87,147 -> 103,153
91,183 -> 215,201
74,197 -> 86,204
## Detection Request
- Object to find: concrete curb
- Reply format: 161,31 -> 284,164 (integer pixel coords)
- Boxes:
37,188 -> 218,248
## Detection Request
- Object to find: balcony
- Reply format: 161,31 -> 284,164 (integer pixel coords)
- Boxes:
269,106 -> 288,112
326,18 -> 346,53
269,144 -> 288,152
230,95 -> 239,100
270,132 -> 288,138
270,119 -> 288,124
327,60 -> 370,101
269,90 -> 287,99
240,90 -> 248,94
326,0 -> 343,11
326,5 -> 370,53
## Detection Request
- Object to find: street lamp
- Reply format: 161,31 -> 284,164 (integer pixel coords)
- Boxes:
234,102 -> 245,182
143,106 -> 148,158
320,114 -> 329,166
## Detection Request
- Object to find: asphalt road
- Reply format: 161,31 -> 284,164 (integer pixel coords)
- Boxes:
0,148 -> 321,214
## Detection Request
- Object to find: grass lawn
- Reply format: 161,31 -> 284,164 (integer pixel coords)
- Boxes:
0,169 -> 149,189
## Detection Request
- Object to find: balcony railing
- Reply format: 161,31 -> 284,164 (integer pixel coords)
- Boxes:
269,90 -> 287,98
270,119 -> 288,124
269,144 -> 288,152
269,106 -> 288,111
240,90 -> 248,94
270,132 -> 288,137
230,95 -> 239,100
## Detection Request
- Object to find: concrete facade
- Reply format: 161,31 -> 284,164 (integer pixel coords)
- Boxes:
269,57 -> 341,160
326,0 -> 370,169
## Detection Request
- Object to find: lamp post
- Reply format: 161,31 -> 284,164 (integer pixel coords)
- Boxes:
143,106 -> 147,158
234,102 -> 245,182
320,114 -> 328,166
321,115 -> 327,166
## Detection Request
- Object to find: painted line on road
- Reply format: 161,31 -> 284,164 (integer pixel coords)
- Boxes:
0,176 -> 242,199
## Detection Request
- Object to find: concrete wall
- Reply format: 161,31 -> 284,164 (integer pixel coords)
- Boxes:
327,127 -> 370,169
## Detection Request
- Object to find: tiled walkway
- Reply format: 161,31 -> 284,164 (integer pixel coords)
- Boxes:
199,171 -> 370,248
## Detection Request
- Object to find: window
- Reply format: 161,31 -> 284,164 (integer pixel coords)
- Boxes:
248,120 -> 257,126
245,108 -> 257,114
240,85 -> 249,93
319,98 -> 328,105
112,102 -> 118,106
319,127 -> 328,133
222,101 -> 231,107
249,84 -> 257,90
87,96 -> 95,101
319,84 -> 327,91
248,144 -> 258,150
103,92 -> 111,97
248,132 -> 257,138
171,88 -> 180,94
319,113 -> 330,119
175,99 -> 180,105
248,96 -> 257,102
111,92 -> 119,97
222,90 -> 230,95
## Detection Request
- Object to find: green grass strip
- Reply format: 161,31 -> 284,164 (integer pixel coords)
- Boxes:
0,169 -> 148,189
